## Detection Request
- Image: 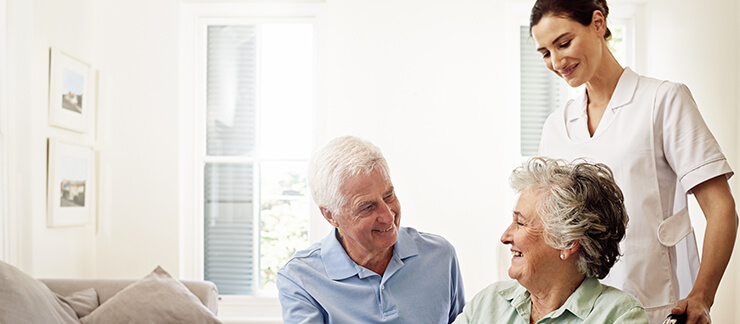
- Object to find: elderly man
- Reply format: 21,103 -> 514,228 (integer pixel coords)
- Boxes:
277,136 -> 465,323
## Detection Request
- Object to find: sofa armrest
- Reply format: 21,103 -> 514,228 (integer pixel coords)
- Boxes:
40,278 -> 219,315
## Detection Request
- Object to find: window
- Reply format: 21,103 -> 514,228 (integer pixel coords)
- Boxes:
202,22 -> 314,296
518,21 -> 632,156
519,25 -> 565,156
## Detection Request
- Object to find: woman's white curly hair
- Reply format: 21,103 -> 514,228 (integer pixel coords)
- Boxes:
510,157 -> 628,279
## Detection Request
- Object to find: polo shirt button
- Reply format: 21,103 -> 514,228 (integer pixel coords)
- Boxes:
381,285 -> 385,290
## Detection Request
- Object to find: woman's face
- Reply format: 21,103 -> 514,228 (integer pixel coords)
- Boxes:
501,188 -> 561,287
531,13 -> 605,88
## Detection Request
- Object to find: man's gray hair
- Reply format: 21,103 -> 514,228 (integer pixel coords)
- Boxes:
307,136 -> 390,213
510,157 -> 628,279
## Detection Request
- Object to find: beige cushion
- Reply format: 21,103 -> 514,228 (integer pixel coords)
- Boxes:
0,260 -> 79,324
58,288 -> 99,317
81,266 -> 222,324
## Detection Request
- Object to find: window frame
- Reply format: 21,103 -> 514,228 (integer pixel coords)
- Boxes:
179,2 -> 326,321
0,0 -> 8,262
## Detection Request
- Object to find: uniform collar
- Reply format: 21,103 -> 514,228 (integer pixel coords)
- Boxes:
566,67 -> 639,123
322,227 -> 418,280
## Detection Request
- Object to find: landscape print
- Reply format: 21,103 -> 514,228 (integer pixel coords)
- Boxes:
59,155 -> 87,207
61,68 -> 84,114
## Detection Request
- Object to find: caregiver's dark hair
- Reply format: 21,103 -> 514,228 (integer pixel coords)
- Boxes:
530,0 -> 612,40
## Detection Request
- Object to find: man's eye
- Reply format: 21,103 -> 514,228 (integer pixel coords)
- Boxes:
384,193 -> 395,202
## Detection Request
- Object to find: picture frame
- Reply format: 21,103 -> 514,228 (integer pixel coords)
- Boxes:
47,139 -> 95,227
48,48 -> 92,133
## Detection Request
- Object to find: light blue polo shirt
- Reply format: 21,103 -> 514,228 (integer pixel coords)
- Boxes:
277,227 -> 465,324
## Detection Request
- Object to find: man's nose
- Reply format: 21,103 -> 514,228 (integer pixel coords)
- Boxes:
377,202 -> 395,223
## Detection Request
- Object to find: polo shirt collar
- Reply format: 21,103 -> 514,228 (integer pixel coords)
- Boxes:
321,227 -> 418,280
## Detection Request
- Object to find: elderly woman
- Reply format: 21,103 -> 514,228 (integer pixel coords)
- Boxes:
454,157 -> 648,323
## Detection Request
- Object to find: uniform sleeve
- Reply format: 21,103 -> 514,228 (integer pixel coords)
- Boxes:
276,270 -> 326,324
657,82 -> 733,192
448,244 -> 466,323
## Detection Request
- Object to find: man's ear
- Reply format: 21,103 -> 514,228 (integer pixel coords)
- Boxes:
591,10 -> 606,38
320,207 -> 339,228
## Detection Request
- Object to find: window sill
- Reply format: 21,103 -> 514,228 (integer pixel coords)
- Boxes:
218,295 -> 283,324
220,316 -> 282,324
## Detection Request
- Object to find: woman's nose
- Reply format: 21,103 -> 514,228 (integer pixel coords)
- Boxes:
500,223 -> 513,245
550,53 -> 563,71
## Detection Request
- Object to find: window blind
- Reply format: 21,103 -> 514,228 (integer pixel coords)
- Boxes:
520,26 -> 562,156
206,25 -> 257,157
204,25 -> 258,295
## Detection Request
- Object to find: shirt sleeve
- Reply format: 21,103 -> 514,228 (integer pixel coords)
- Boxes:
657,82 -> 733,192
276,270 -> 326,324
448,244 -> 466,323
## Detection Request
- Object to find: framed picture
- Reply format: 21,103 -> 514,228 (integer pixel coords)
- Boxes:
47,139 -> 94,227
48,48 -> 92,133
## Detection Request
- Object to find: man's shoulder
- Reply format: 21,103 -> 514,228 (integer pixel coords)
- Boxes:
278,241 -> 323,274
402,227 -> 454,250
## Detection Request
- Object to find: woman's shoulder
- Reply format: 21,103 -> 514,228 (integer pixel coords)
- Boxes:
596,282 -> 646,310
471,280 -> 523,304
629,68 -> 692,98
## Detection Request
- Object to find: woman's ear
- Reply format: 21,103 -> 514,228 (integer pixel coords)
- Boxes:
591,10 -> 607,38
561,241 -> 581,260
320,207 -> 339,228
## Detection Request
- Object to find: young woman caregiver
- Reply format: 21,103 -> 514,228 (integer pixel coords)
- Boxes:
530,0 -> 738,323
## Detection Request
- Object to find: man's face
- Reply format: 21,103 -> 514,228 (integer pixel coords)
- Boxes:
324,168 -> 401,262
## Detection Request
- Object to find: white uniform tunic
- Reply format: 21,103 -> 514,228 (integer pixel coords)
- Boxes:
539,68 -> 733,323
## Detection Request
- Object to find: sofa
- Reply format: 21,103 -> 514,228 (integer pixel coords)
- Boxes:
0,260 -> 222,324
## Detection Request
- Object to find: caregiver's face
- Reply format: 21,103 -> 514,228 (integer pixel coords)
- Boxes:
532,12 -> 605,88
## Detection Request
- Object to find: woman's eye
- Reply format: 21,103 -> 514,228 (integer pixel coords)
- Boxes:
541,51 -> 550,59
559,40 -> 571,48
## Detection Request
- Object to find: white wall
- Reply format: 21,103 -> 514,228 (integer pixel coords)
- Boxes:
322,0 -> 511,297
3,0 -> 740,321
3,0 -> 182,279
91,0 -> 183,278
3,0 -> 99,278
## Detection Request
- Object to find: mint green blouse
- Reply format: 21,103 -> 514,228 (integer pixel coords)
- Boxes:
453,277 -> 649,324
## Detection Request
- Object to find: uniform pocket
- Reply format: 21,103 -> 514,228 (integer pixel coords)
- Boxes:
657,207 -> 691,247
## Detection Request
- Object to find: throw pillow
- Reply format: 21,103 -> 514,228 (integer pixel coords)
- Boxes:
0,260 -> 79,324
80,265 -> 222,324
58,288 -> 99,317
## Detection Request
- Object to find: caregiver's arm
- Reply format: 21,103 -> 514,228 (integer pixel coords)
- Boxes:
672,175 -> 738,324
